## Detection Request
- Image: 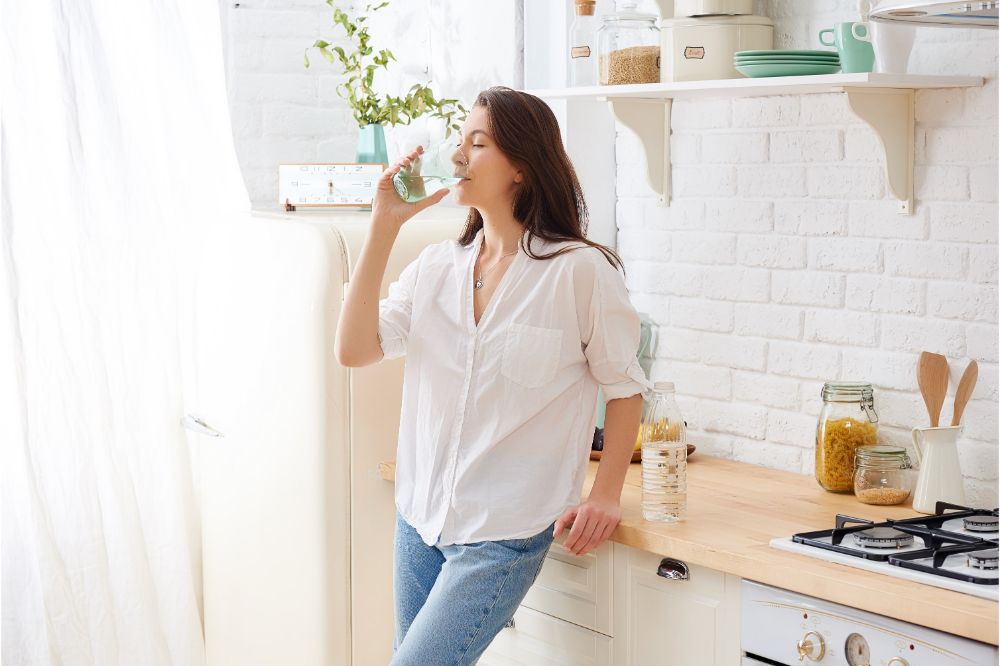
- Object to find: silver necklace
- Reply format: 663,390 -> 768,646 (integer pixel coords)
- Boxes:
475,244 -> 518,290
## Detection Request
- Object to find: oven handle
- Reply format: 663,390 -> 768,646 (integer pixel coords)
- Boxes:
656,557 -> 689,580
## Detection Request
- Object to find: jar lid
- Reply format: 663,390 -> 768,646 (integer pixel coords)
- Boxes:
653,381 -> 675,392
603,1 -> 658,23
660,14 -> 774,27
821,381 -> 874,401
856,445 -> 911,465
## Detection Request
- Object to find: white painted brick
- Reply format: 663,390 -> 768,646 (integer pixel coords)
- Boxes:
914,87 -> 966,125
964,78 -> 999,123
808,238 -> 883,273
881,315 -> 966,357
885,242 -> 966,279
234,7 -> 326,38
615,197 -> 645,230
670,297 -> 734,333
655,327 -> 768,371
965,479 -> 1000,509
683,399 -> 769,439
673,166 -> 737,198
670,133 -> 700,165
653,198 -> 706,231
316,134 -> 362,162
976,362 -> 1000,401
774,200 -> 848,237
650,360 -> 732,400
768,341 -> 841,380
803,309 -> 879,347
962,400 -> 999,442
701,132 -> 769,164
263,104 -> 353,137
766,410 -> 818,449
847,202 -> 928,240
874,389 -> 930,429
929,203 -> 999,244
966,324 -> 1000,363
734,303 -> 802,340
731,440 -> 802,470
229,102 -> 263,137
800,379 -> 826,415
969,246 -> 999,284
230,73 -> 318,105
737,166 -> 807,198
671,232 -> 737,265
615,131 -> 645,168
846,275 -> 925,316
733,371 -> 801,410
969,165 -> 999,203
630,294 -> 670,327
807,166 -> 884,200
616,164 -> 658,198
769,129 -> 841,163
701,267 -> 771,303
737,235 -> 807,269
799,93 -> 855,126
772,272 -> 844,307
843,127 -> 881,163
685,432 -> 734,458
924,126 -> 999,164
704,200 -> 773,233
914,166 -> 969,202
841,350 -> 919,393
671,99 -> 732,129
927,283 -> 998,323
731,96 -> 800,128
235,137 -> 318,169
631,261 -> 703,297
960,441 -> 1000,482
617,228 -> 672,261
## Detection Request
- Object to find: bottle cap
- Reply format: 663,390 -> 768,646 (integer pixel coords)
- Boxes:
654,381 -> 675,392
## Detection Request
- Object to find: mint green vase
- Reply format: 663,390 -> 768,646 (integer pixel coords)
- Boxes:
357,123 -> 388,165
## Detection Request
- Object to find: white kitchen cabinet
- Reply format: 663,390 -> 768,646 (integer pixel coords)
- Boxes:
520,537 -> 614,635
612,542 -> 741,666
478,606 -> 614,666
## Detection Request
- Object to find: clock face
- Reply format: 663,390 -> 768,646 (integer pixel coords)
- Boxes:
845,633 -> 871,666
278,164 -> 383,206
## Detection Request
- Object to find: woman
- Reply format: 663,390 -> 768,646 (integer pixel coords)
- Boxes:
335,86 -> 650,665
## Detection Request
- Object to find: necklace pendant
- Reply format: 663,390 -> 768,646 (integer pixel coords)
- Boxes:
474,278 -> 483,289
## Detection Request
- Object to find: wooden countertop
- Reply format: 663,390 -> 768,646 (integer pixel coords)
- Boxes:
378,455 -> 998,644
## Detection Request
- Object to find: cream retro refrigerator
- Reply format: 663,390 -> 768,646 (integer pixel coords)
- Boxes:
187,208 -> 465,666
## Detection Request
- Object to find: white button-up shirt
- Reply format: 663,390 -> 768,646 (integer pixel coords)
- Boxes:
377,227 -> 651,546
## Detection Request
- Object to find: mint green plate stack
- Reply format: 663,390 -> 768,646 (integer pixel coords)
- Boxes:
735,50 -> 841,78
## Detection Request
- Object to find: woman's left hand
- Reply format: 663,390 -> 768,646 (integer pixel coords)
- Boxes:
553,495 -> 621,556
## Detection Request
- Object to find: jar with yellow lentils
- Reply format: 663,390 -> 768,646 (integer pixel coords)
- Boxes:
815,382 -> 879,493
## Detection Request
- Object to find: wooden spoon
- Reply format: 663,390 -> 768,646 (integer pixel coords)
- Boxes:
951,360 -> 978,426
917,351 -> 950,427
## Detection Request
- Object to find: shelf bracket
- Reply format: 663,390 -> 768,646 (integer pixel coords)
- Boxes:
608,98 -> 672,207
844,86 -> 915,215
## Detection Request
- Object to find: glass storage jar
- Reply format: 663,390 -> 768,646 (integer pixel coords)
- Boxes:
596,1 -> 661,85
853,445 -> 912,505
815,382 -> 879,493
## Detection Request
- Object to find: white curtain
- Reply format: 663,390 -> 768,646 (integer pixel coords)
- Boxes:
1,0 -> 249,663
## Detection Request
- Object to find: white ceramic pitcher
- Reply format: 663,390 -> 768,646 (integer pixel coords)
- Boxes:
911,425 -> 966,514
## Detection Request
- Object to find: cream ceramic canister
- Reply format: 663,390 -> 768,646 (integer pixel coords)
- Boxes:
911,425 -> 966,514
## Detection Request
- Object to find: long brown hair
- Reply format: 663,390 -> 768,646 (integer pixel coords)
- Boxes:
457,86 -> 624,274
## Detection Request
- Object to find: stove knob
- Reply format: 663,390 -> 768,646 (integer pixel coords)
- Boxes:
887,659 -> 910,666
796,630 -> 826,662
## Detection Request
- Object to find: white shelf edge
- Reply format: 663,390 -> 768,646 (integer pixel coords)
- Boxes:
528,73 -> 983,215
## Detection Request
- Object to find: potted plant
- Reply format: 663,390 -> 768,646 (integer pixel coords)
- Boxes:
305,0 -> 468,165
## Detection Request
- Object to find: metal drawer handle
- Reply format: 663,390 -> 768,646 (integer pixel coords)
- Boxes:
503,618 -> 515,629
181,414 -> 224,438
656,557 -> 689,580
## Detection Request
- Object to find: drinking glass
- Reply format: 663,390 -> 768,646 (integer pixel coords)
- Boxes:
392,139 -> 469,202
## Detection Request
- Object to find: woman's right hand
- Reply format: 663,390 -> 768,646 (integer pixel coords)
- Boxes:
370,146 -> 451,233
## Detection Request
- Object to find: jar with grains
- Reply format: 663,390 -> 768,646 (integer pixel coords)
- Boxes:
815,382 -> 879,493
854,445 -> 912,505
596,1 -> 660,85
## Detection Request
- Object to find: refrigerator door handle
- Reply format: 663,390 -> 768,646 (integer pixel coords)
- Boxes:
182,414 -> 225,438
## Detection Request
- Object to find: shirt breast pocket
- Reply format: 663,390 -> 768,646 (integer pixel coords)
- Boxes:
501,322 -> 563,389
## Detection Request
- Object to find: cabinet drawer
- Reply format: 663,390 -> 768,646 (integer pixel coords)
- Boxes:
520,536 -> 613,635
478,606 -> 614,666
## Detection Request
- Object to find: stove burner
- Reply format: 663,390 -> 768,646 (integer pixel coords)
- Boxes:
964,515 -> 999,533
968,548 -> 999,570
852,526 -> 915,549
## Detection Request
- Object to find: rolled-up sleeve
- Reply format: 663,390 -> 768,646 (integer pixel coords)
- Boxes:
581,254 -> 652,401
376,255 -> 420,362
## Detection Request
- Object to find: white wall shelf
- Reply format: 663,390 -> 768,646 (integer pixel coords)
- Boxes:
527,73 -> 984,214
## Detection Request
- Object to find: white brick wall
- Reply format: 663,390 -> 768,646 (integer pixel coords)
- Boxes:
619,2 -> 999,506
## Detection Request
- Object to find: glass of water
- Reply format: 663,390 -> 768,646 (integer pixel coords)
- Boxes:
392,139 -> 469,203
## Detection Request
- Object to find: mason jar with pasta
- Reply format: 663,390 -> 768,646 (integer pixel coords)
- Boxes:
815,382 -> 879,493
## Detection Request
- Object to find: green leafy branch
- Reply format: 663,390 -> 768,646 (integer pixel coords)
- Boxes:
304,0 -> 468,136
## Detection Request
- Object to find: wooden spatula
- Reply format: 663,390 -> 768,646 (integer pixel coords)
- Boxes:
917,351 -> 950,427
951,360 -> 978,426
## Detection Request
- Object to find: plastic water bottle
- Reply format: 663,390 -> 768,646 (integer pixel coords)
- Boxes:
641,382 -> 687,522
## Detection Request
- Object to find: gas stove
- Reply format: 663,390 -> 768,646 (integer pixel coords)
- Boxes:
770,502 -> 999,600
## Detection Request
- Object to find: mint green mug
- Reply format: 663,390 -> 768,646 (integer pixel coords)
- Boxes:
819,22 -> 874,73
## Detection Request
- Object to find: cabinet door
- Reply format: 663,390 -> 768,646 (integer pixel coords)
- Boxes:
520,536 -> 613,635
612,543 -> 741,666
479,606 -> 614,666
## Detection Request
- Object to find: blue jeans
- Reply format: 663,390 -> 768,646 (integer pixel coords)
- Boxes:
391,512 -> 555,665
